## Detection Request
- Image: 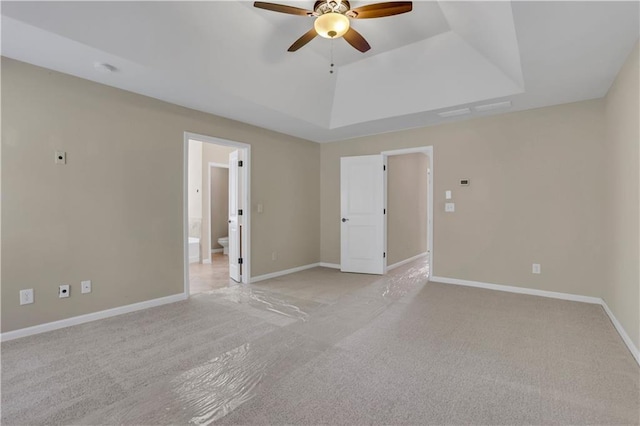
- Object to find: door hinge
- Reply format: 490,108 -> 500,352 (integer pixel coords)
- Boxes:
238,160 -> 243,167
383,208 -> 386,214
238,209 -> 243,216
383,165 -> 386,171
383,252 -> 386,258
238,258 -> 243,264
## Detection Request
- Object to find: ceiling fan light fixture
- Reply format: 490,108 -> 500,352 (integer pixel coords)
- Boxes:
314,12 -> 350,39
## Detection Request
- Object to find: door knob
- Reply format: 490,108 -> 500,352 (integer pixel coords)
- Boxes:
342,218 -> 349,223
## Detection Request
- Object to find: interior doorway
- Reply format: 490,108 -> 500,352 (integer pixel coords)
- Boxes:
183,132 -> 251,295
339,146 -> 433,276
382,147 -> 433,275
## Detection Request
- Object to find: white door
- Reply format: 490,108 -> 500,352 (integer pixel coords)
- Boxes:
228,150 -> 241,282
340,155 -> 385,274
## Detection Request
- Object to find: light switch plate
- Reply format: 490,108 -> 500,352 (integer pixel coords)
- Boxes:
445,190 -> 452,200
532,264 -> 541,274
20,289 -> 34,305
445,203 -> 455,212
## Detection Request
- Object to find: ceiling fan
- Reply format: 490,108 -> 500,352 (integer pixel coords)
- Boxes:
254,0 -> 413,53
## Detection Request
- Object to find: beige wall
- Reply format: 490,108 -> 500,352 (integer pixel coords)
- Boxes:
321,100 -> 606,298
187,139 -> 203,238
603,41 -> 639,350
200,142 -> 235,259
1,58 -> 320,332
387,153 -> 429,265
210,168 -> 229,249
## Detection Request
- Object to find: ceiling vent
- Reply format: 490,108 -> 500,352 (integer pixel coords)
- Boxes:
474,100 -> 512,112
437,108 -> 471,118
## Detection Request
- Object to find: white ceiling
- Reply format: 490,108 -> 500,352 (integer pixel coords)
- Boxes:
2,1 -> 638,143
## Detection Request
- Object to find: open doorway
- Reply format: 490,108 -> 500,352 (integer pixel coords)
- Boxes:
183,132 -> 251,295
382,147 -> 433,275
338,146 -> 433,276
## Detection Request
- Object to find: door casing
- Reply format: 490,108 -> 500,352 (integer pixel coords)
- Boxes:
183,132 -> 251,294
381,146 -> 433,275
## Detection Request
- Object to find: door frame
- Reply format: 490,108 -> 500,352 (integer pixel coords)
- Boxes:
207,162 -> 230,259
381,146 -> 433,275
183,132 -> 251,293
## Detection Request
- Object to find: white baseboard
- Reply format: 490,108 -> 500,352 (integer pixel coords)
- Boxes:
387,252 -> 429,271
189,256 -> 199,264
202,259 -> 212,265
0,292 -> 188,342
211,249 -> 223,254
601,300 -> 640,365
430,276 -> 601,304
430,275 -> 639,366
251,263 -> 321,283
319,262 -> 341,269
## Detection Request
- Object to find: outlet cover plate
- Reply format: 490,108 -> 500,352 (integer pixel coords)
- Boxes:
81,280 -> 92,294
59,285 -> 70,298
54,151 -> 66,165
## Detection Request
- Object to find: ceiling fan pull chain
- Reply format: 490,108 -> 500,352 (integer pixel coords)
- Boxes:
330,40 -> 335,74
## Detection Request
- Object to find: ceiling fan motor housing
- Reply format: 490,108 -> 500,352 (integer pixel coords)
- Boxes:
314,0 -> 351,15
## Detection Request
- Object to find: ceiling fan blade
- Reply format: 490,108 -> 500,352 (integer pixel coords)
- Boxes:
254,2 -> 314,16
349,1 -> 412,19
288,28 -> 318,51
343,28 -> 371,52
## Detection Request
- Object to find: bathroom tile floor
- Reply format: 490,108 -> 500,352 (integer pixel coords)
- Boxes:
189,253 -> 232,294
2,257 -> 639,425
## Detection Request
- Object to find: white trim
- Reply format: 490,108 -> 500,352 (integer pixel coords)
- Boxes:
211,248 -> 223,254
183,140 -> 190,295
601,300 -> 640,365
208,161 -> 229,169
319,262 -> 341,269
383,155 -> 388,273
189,255 -> 200,264
430,276 -> 601,304
381,146 -> 434,275
381,147 -> 431,156
387,252 -> 429,271
0,293 -> 188,342
429,275 -> 639,366
251,263 -> 321,283
202,259 -> 212,265
184,132 -> 251,294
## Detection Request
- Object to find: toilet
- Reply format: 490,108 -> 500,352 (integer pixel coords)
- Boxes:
218,236 -> 229,255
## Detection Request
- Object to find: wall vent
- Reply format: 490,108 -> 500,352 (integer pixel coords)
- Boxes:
474,101 -> 512,112
437,108 -> 471,118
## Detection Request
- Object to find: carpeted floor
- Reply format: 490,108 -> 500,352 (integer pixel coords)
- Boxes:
2,258 -> 638,425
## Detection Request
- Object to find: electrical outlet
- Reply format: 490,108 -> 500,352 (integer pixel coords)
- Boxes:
20,289 -> 34,305
59,285 -> 70,298
272,251 -> 277,261
445,203 -> 455,212
54,151 -> 66,165
81,280 -> 92,294
532,263 -> 541,274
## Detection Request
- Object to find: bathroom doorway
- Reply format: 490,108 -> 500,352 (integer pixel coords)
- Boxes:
184,132 -> 251,295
